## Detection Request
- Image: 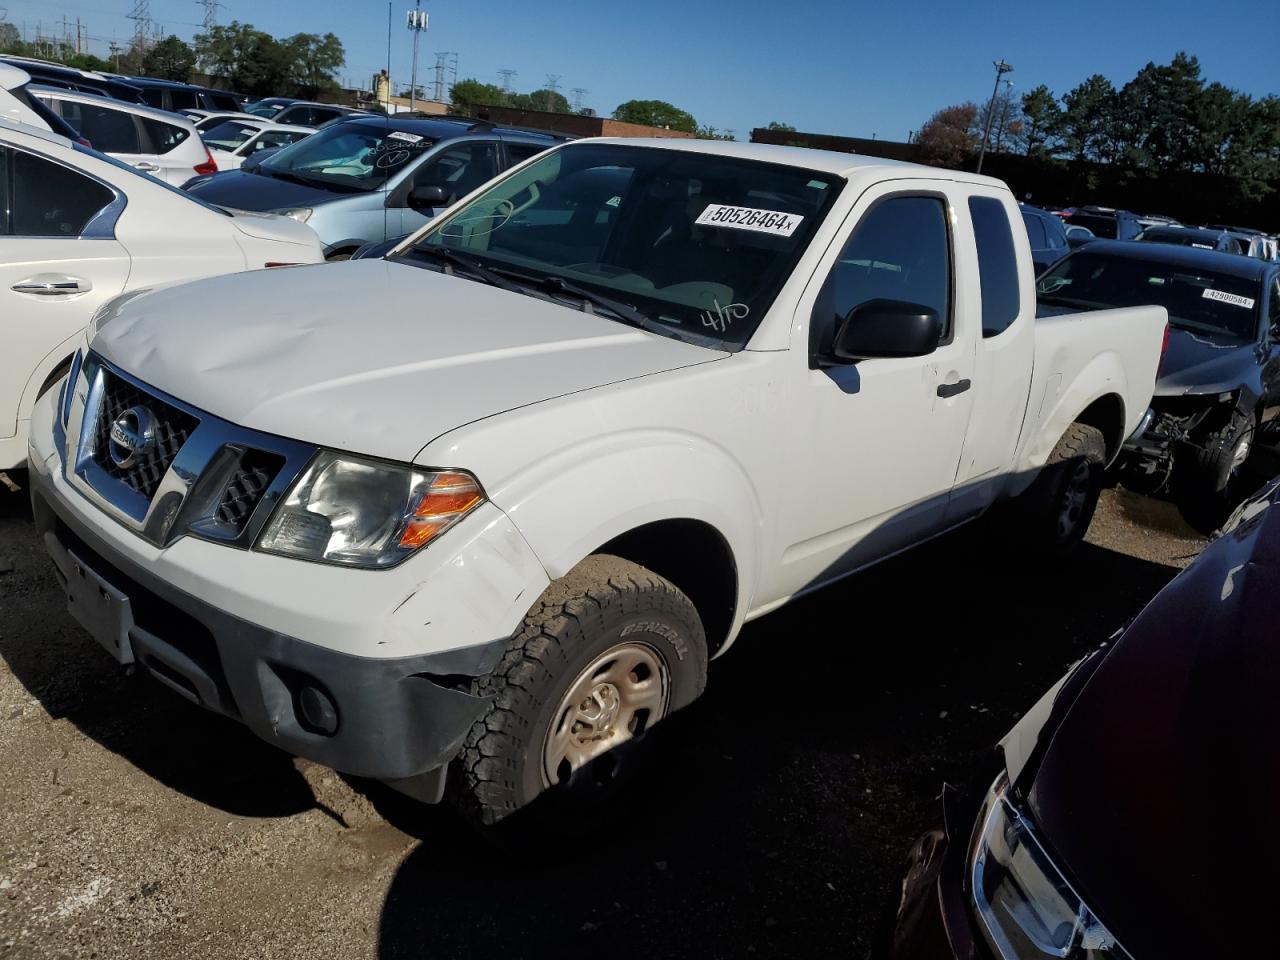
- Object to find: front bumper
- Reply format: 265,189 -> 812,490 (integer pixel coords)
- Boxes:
872,784 -> 987,960
32,466 -> 498,799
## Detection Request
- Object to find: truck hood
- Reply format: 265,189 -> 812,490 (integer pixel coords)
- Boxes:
187,168 -> 340,213
226,208 -> 321,249
1026,478 -> 1280,959
90,259 -> 725,461
1154,327 -> 1258,397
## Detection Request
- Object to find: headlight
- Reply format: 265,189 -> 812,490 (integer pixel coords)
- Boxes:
971,777 -> 1131,959
272,207 -> 313,223
257,451 -> 484,568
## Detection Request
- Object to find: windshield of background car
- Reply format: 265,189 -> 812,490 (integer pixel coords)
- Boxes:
261,123 -> 435,192
201,119 -> 259,151
1037,251 -> 1260,343
400,143 -> 843,348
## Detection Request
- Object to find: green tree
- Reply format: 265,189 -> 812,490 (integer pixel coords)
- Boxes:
510,88 -> 571,113
286,32 -> 344,99
1116,52 -> 1204,173
766,120 -> 796,132
1059,74 -> 1118,164
612,99 -> 696,132
194,22 -> 295,97
142,35 -> 196,82
450,78 -> 507,110
915,103 -> 978,167
1017,85 -> 1061,157
696,125 -> 735,140
0,22 -> 21,53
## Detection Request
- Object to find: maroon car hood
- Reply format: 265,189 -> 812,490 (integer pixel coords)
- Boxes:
1027,484 -> 1280,958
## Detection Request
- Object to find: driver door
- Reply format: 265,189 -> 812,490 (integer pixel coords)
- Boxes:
387,140 -> 499,238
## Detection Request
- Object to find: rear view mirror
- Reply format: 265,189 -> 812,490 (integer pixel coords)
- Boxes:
408,185 -> 449,211
829,299 -> 943,363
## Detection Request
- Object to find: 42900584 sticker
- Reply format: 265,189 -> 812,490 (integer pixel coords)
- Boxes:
695,204 -> 804,237
1202,288 -> 1255,309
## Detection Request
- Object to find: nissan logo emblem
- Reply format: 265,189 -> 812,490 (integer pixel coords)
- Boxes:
107,406 -> 158,469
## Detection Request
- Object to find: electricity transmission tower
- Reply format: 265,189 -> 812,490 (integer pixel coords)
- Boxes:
197,0 -> 221,31
570,87 -> 587,113
543,74 -> 561,111
432,50 -> 456,101
128,0 -> 151,52
498,68 -> 516,93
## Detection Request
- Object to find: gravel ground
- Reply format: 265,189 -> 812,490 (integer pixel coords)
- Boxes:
0,479 -> 1206,960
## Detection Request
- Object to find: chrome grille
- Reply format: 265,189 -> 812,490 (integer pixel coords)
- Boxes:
214,451 -> 285,530
90,370 -> 198,500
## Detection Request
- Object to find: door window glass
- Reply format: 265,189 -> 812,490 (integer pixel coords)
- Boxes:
970,196 -> 1022,337
504,142 -> 546,167
411,141 -> 499,204
10,150 -> 114,237
169,89 -> 199,111
72,103 -> 141,154
0,147 -> 10,235
813,195 -> 952,354
140,88 -> 165,108
139,117 -> 190,154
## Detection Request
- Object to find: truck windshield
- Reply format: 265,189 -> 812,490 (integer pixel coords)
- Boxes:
399,143 -> 843,348
1037,251 -> 1261,343
260,123 -> 435,192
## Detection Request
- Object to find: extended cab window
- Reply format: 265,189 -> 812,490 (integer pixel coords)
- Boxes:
8,150 -> 113,237
812,195 -> 952,356
970,196 -> 1021,337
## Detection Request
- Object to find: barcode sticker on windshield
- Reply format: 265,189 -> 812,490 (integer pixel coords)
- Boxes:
1202,288 -> 1255,309
696,204 -> 804,237
387,131 -> 424,143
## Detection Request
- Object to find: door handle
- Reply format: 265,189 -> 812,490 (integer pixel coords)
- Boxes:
937,378 -> 972,399
12,275 -> 93,296
134,161 -> 161,172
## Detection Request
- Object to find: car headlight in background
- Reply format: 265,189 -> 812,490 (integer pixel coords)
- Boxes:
971,776 -> 1131,959
257,452 -> 484,568
272,207 -> 313,223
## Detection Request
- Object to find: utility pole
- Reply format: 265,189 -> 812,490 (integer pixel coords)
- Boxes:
109,38 -> 121,71
544,73 -> 561,112
406,0 -> 428,111
976,58 -> 1012,174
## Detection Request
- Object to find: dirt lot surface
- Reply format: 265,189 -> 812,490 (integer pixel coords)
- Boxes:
0,479 -> 1206,960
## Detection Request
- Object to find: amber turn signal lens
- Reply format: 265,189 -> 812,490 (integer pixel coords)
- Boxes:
397,472 -> 484,548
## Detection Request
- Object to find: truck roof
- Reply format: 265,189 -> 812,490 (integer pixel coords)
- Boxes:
586,136 -> 1009,186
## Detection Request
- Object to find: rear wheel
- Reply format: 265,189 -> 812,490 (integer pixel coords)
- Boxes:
452,555 -> 707,827
1018,423 -> 1107,553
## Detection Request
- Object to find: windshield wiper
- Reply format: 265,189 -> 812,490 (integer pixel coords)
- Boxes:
409,247 -> 528,295
537,275 -> 662,332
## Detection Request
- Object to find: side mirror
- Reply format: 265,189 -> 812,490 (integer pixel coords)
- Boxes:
407,184 -> 449,211
828,299 -> 944,363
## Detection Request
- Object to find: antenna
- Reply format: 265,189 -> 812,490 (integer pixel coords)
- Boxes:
197,0 -> 221,31
570,87 -> 587,113
543,74 -> 561,112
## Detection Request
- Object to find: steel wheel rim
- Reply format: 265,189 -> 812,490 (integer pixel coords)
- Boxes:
1058,461 -> 1092,539
542,640 -> 670,788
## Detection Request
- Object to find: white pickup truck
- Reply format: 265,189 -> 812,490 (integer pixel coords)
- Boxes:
28,139 -> 1167,825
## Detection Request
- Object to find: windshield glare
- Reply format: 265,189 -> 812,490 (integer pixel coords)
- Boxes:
1037,251 -> 1260,343
262,123 -> 434,192
402,143 -> 842,347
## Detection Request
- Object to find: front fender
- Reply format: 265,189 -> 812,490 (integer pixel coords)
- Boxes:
489,429 -> 762,642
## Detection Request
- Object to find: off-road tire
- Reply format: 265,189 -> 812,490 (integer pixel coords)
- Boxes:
453,555 -> 708,826
1019,422 -> 1107,553
1176,411 -> 1255,534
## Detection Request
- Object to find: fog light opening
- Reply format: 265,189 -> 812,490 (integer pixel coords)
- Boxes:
297,684 -> 340,736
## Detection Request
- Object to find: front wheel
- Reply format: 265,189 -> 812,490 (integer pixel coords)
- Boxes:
453,555 -> 708,826
1176,412 -> 1255,534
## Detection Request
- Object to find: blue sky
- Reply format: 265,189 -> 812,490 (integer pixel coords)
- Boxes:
3,0 -> 1277,138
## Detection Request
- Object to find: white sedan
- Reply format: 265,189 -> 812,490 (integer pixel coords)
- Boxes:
0,118 -> 325,471
200,117 -> 313,171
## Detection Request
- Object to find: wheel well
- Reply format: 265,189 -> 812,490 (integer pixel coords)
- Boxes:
597,520 -> 738,656
1075,393 -> 1126,461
